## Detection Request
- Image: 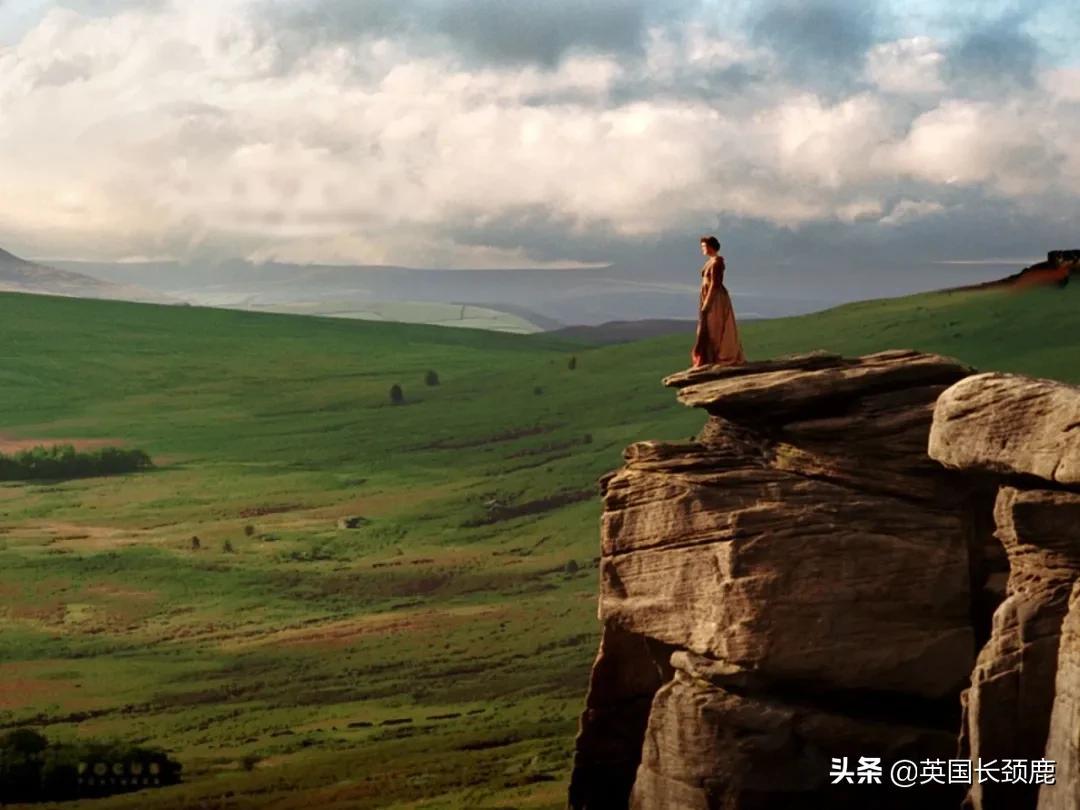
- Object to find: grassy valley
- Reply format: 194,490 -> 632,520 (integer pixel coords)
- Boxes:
0,280 -> 1076,809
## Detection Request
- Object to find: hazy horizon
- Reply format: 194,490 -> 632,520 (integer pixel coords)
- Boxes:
2,0 -> 1078,304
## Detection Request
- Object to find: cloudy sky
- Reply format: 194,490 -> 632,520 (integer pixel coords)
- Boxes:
1,0 -> 1078,290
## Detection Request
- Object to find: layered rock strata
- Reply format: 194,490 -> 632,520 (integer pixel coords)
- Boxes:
1040,581 -> 1080,810
929,372 -> 1080,810
570,354 -> 1080,810
569,350 -> 985,809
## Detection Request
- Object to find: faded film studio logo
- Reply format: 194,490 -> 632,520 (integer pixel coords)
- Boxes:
78,759 -> 164,789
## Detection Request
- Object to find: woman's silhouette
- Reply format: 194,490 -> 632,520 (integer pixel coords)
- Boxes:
691,235 -> 746,367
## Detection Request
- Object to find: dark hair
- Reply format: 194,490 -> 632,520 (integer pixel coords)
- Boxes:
700,235 -> 720,251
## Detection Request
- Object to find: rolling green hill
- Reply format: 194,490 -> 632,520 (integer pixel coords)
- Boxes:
0,281 -> 1076,810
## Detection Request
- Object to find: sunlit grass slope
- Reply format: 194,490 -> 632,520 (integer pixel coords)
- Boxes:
0,280 -> 1075,809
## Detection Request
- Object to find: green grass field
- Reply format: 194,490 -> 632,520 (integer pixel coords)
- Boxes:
0,281 -> 1076,809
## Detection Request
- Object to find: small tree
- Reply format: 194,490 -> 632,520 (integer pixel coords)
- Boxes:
568,356 -> 577,370
223,539 -> 235,553
190,536 -> 201,551
244,524 -> 255,537
425,370 -> 440,386
390,384 -> 404,405
533,386 -> 543,396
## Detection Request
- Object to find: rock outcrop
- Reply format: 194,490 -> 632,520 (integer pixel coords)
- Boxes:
930,373 -> 1080,486
929,372 -> 1080,810
568,351 -> 1080,810
954,250 -> 1080,291
1041,581 -> 1080,810
569,350 -> 983,809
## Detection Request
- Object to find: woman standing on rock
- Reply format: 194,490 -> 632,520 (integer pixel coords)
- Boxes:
692,235 -> 746,367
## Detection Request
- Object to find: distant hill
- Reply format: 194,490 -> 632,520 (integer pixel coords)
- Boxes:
242,299 -> 548,334
0,248 -> 173,304
51,257 -> 840,325
548,318 -> 699,345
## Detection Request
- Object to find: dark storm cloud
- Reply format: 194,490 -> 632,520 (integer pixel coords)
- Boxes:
433,0 -> 656,68
608,61 -> 768,108
434,198 -> 1077,307
442,204 -> 622,265
945,13 -> 1040,89
277,0 -> 412,39
268,0 -> 698,68
750,0 -> 880,83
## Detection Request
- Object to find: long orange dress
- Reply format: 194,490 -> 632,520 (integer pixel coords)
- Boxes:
691,255 -> 746,367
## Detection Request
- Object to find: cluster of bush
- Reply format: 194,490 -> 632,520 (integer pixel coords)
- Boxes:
389,369 -> 440,405
0,729 -> 181,802
390,358 -> 577,404
0,444 -> 152,481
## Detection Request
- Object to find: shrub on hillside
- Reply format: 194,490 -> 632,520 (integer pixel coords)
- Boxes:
424,370 -> 440,386
0,445 -> 152,482
568,356 -> 577,370
390,384 -> 404,405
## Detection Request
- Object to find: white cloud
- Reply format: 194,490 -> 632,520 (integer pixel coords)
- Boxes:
865,36 -> 945,95
888,99 -> 1075,197
879,199 -> 945,226
0,1 -> 1078,265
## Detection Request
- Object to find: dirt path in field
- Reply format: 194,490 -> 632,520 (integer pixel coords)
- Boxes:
22,521 -> 155,551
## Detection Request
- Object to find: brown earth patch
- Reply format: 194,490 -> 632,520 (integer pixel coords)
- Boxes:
0,663 -> 86,711
38,522 -> 154,551
0,435 -> 128,454
219,603 -> 502,652
82,583 -> 158,601
0,677 -> 66,710
237,503 -> 306,518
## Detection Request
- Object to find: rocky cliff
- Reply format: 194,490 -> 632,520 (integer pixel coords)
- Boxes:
957,249 -> 1080,291
567,350 -> 1080,810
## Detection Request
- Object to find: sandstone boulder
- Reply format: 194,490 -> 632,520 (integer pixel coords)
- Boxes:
570,351 -> 985,810
630,662 -> 962,810
665,349 -> 972,425
962,487 -> 1080,810
600,436 -> 974,697
570,350 -> 1080,810
929,373 -> 1080,487
1039,581 -> 1080,810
